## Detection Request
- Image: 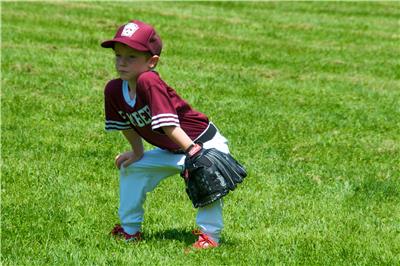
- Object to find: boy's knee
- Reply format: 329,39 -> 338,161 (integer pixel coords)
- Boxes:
119,161 -> 149,176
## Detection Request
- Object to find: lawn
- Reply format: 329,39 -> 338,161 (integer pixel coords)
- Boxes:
1,1 -> 400,265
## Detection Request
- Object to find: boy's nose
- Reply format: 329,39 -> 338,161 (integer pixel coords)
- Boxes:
116,57 -> 128,66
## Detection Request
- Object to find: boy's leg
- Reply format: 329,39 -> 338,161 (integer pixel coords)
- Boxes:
195,130 -> 230,243
196,199 -> 224,242
118,127 -> 230,242
118,148 -> 184,235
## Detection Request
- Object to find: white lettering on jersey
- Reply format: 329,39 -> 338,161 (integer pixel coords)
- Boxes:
118,111 -> 127,120
126,113 -> 137,127
119,105 -> 152,128
132,112 -> 145,127
138,107 -> 151,124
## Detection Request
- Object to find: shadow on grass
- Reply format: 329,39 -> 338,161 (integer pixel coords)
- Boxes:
146,228 -> 195,245
146,228 -> 238,247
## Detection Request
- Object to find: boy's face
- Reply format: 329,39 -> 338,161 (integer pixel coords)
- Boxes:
114,43 -> 158,82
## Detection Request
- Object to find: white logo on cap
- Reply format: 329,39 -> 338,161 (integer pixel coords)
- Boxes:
121,23 -> 139,37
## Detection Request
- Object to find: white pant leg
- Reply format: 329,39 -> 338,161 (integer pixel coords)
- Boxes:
196,130 -> 229,243
119,148 -> 184,234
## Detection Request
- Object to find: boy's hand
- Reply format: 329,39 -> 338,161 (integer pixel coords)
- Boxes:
115,151 -> 143,169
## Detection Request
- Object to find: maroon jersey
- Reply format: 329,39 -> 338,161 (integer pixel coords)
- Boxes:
104,71 -> 209,150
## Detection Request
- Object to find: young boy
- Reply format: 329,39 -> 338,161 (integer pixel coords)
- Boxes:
101,20 -> 231,249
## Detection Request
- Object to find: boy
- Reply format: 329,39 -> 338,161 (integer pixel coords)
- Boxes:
101,20 -> 232,249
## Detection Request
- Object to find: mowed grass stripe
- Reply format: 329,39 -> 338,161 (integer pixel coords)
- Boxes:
3,2 -> 399,81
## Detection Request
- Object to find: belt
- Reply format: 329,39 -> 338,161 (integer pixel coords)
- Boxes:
170,123 -> 217,154
195,122 -> 217,144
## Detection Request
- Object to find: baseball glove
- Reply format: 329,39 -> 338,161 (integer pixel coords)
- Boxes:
180,144 -> 247,208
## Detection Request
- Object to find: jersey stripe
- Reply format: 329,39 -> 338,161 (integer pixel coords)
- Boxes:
152,122 -> 180,130
105,127 -> 131,131
106,120 -> 130,126
105,124 -> 131,130
152,113 -> 178,120
105,120 -> 131,131
151,117 -> 180,126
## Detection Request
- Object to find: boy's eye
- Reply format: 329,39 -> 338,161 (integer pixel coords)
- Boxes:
114,54 -> 137,62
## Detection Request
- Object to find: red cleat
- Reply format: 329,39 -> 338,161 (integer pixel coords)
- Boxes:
110,224 -> 142,242
192,229 -> 219,249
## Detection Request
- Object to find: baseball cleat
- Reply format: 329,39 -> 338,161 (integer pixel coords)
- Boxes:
192,229 -> 219,249
110,224 -> 142,242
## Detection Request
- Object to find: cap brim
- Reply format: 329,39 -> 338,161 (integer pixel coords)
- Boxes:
101,38 -> 149,52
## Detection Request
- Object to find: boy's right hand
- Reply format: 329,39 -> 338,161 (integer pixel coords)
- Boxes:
115,151 -> 143,169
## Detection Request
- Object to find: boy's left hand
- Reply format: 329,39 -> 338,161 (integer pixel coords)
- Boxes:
115,151 -> 143,169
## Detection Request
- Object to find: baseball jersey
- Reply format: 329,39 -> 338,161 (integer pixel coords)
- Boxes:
104,71 -> 209,151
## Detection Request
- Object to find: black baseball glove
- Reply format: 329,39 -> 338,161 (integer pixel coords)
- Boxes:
180,144 -> 247,208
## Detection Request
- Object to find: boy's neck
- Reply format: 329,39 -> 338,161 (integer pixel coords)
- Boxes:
128,80 -> 137,93
127,80 -> 137,99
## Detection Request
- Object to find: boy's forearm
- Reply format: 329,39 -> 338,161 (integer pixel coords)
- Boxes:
122,129 -> 144,155
162,126 -> 194,151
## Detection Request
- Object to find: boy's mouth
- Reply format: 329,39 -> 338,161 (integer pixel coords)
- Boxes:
118,70 -> 129,75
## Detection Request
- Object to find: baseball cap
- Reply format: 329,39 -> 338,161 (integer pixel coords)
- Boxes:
101,20 -> 162,56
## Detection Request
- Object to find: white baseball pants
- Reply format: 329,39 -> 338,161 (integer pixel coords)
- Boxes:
118,129 -> 229,242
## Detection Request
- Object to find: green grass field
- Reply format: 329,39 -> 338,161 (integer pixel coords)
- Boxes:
2,1 -> 400,265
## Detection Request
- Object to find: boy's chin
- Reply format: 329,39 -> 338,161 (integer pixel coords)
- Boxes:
119,74 -> 137,81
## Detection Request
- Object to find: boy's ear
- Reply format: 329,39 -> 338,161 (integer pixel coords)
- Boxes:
148,55 -> 160,68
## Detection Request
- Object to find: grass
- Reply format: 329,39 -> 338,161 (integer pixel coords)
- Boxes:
2,1 -> 400,265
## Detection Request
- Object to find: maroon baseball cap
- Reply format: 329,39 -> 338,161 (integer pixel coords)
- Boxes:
101,20 -> 162,56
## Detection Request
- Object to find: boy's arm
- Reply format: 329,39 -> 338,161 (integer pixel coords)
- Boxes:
162,126 -> 194,152
122,129 -> 144,154
115,129 -> 144,168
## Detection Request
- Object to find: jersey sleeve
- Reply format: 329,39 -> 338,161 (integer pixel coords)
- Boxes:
104,83 -> 131,131
141,74 -> 180,131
